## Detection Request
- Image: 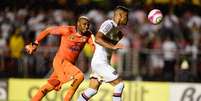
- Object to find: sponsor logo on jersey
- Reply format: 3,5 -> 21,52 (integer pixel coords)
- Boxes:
69,45 -> 81,51
112,70 -> 118,75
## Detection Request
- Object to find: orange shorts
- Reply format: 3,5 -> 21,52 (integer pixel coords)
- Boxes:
48,55 -> 82,90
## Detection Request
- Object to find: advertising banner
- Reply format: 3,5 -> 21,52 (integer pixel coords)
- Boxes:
137,82 -> 170,101
8,79 -> 171,101
9,79 -> 132,101
170,83 -> 201,101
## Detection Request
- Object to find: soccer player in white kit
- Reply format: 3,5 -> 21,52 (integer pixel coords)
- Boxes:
78,6 -> 129,101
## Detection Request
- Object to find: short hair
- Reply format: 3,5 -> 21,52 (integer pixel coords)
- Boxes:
78,16 -> 89,21
114,6 -> 129,12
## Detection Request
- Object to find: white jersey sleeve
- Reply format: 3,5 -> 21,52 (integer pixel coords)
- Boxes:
98,20 -> 113,35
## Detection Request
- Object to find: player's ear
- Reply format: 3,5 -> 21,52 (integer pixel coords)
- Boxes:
118,13 -> 123,20
77,21 -> 79,25
119,12 -> 123,19
77,21 -> 81,27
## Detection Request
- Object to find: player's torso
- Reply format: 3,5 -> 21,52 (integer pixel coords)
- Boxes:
57,30 -> 90,63
105,26 -> 120,42
93,20 -> 120,62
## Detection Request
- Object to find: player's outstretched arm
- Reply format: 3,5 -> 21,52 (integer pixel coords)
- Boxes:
35,26 -> 65,43
95,32 -> 124,50
25,26 -> 66,55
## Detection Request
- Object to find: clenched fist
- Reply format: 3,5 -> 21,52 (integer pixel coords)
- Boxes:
25,42 -> 38,54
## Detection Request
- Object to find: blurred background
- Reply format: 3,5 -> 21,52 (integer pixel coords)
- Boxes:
1,0 -> 201,82
0,0 -> 201,101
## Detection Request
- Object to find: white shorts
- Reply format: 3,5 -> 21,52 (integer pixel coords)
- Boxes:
90,60 -> 119,82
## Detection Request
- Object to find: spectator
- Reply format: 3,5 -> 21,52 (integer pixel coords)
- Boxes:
8,28 -> 25,76
162,36 -> 177,81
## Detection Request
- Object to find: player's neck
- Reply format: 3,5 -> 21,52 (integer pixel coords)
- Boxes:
112,18 -> 120,26
76,26 -> 82,35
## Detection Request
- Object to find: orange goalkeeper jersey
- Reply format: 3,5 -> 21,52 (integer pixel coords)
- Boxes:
35,26 -> 94,64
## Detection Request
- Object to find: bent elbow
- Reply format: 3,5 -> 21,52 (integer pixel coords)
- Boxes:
95,38 -> 101,44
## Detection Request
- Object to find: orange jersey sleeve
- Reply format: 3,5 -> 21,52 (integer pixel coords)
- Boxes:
35,26 -> 69,43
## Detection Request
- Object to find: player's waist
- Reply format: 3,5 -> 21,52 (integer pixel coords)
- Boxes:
95,44 -> 114,52
94,49 -> 112,58
92,54 -> 110,63
55,53 -> 77,64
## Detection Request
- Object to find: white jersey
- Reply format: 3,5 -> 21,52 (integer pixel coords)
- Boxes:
91,19 -> 120,82
92,19 -> 120,63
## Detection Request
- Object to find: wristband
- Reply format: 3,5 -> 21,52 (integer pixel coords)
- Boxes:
32,42 -> 38,46
32,40 -> 39,46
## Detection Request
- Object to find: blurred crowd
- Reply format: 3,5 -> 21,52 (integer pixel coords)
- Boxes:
0,1 -> 201,82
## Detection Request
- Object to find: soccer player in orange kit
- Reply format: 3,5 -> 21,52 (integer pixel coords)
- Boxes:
25,16 -> 94,101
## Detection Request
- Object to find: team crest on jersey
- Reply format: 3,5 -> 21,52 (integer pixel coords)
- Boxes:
113,70 -> 118,75
68,35 -> 75,40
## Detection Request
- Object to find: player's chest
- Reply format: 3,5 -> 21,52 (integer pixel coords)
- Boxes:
105,28 -> 120,40
63,34 -> 88,45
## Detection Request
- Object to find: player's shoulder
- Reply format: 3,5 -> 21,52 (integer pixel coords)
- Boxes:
101,19 -> 116,29
59,25 -> 76,33
99,19 -> 114,32
102,19 -> 113,25
59,25 -> 75,29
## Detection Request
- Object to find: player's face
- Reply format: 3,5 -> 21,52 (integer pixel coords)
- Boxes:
77,19 -> 90,34
120,12 -> 128,25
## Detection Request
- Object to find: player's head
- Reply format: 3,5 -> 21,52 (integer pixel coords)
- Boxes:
113,6 -> 129,25
77,16 -> 90,34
